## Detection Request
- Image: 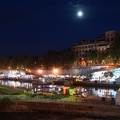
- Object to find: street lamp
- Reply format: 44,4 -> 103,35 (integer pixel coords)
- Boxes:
38,69 -> 43,74
53,68 -> 59,78
53,68 -> 58,74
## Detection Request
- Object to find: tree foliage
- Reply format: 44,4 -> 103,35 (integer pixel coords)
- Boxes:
42,48 -> 76,69
0,48 -> 76,70
84,50 -> 98,65
109,38 -> 120,65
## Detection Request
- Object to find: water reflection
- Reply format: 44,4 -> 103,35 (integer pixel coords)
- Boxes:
0,80 -> 33,89
73,87 -> 117,98
0,79 -> 118,98
90,88 -> 116,98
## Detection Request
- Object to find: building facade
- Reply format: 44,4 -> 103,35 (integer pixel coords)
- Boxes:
73,30 -> 120,66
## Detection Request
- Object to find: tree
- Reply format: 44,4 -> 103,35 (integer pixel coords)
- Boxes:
42,48 -> 76,69
42,49 -> 59,69
0,48 -> 76,70
60,48 -> 76,69
97,50 -> 109,65
109,38 -> 120,65
84,50 -> 98,66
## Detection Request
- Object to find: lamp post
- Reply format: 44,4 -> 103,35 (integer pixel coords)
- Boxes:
53,68 -> 59,78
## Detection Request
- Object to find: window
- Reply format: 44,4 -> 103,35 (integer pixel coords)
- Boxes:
111,37 -> 113,41
107,38 -> 109,41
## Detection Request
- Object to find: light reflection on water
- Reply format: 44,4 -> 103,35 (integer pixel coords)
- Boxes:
67,86 -> 117,98
0,80 -> 33,89
0,79 -> 118,98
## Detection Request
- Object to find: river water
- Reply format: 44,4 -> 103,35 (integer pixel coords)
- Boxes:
0,79 -> 118,98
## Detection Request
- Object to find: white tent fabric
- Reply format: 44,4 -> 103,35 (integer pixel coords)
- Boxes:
115,91 -> 120,105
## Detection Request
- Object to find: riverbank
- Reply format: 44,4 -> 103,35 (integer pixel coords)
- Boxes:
0,92 -> 120,120
1,96 -> 120,119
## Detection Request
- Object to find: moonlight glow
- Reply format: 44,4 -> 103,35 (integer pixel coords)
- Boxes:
77,11 -> 83,17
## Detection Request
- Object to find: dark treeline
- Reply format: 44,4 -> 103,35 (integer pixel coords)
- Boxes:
0,48 -> 76,70
0,38 -> 120,70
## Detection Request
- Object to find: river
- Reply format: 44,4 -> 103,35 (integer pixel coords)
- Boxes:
0,79 -> 118,98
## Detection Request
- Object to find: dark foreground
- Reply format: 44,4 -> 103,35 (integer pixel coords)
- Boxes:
0,112 -> 120,120
1,100 -> 120,120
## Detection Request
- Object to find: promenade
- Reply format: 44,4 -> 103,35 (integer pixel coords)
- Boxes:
5,97 -> 120,119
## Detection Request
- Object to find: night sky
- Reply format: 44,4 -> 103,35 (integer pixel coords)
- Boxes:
0,0 -> 120,58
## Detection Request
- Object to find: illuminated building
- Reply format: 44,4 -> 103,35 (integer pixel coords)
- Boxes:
73,30 -> 120,66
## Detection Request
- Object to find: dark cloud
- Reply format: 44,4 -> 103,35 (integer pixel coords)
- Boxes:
69,2 -> 81,8
68,0 -> 84,9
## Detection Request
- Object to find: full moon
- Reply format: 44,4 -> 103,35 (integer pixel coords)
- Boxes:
77,11 -> 83,17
